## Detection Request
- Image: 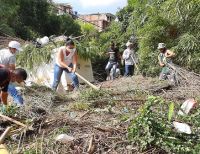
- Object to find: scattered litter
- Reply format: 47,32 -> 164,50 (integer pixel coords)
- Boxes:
94,108 -> 109,113
55,134 -> 75,144
123,107 -> 129,113
178,99 -> 197,115
126,145 -> 133,150
36,36 -> 49,47
69,112 -> 77,119
173,121 -> 191,134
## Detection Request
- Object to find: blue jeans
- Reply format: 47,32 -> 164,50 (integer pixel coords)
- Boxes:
124,65 -> 134,76
52,64 -> 79,91
8,83 -> 23,105
105,62 -> 117,79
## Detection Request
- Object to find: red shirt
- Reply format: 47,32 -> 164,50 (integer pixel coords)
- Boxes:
0,68 -> 11,92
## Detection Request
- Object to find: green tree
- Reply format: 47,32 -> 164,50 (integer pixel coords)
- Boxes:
0,0 -> 81,40
118,0 -> 200,74
78,21 -> 98,36
0,0 -> 18,35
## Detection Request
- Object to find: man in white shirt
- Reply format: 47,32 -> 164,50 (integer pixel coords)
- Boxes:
122,41 -> 137,76
0,41 -> 22,70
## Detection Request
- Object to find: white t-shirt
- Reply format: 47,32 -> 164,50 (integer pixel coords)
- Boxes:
56,46 -> 76,67
0,48 -> 16,66
122,48 -> 137,65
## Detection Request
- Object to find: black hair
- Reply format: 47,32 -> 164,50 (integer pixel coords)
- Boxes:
14,68 -> 27,80
161,47 -> 167,53
66,39 -> 75,46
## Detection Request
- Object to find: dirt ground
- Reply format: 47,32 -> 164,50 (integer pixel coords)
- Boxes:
2,75 -> 200,153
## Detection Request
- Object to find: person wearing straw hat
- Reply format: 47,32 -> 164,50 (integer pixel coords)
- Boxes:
52,39 -> 79,91
122,41 -> 137,76
157,43 -> 175,80
0,41 -> 25,105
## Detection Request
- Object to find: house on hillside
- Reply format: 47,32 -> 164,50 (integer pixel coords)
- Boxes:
79,13 -> 115,31
55,3 -> 78,17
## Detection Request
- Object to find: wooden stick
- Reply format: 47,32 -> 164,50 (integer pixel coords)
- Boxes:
0,114 -> 27,128
75,72 -> 100,90
87,134 -> 95,154
131,55 -> 139,70
79,110 -> 90,119
0,127 -> 12,144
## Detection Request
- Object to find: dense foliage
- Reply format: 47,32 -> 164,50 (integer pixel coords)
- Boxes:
126,0 -> 200,75
128,96 -> 200,153
1,0 -> 199,75
0,0 -> 81,40
17,44 -> 53,70
82,0 -> 200,75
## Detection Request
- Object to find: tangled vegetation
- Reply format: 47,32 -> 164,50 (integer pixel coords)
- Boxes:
17,44 -> 52,70
128,96 -> 200,153
79,0 -> 200,76
1,0 -> 199,76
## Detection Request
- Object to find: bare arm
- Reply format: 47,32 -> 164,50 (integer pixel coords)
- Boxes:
158,55 -> 165,67
165,50 -> 175,58
0,64 -> 5,68
57,49 -> 72,71
8,56 -> 16,70
1,92 -> 8,105
8,64 -> 15,70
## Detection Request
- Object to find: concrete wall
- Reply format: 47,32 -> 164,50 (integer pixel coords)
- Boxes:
80,13 -> 115,31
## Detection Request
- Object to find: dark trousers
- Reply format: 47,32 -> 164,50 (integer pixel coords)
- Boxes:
124,65 -> 134,76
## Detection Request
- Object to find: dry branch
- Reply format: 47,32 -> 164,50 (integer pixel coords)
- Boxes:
87,134 -> 95,154
0,114 -> 27,128
0,127 -> 12,144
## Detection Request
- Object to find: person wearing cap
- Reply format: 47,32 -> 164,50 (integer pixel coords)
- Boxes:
0,68 -> 27,105
105,41 -> 121,80
52,39 -> 79,91
0,41 -> 22,70
122,41 -> 137,76
0,41 -> 25,105
157,43 -> 175,80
